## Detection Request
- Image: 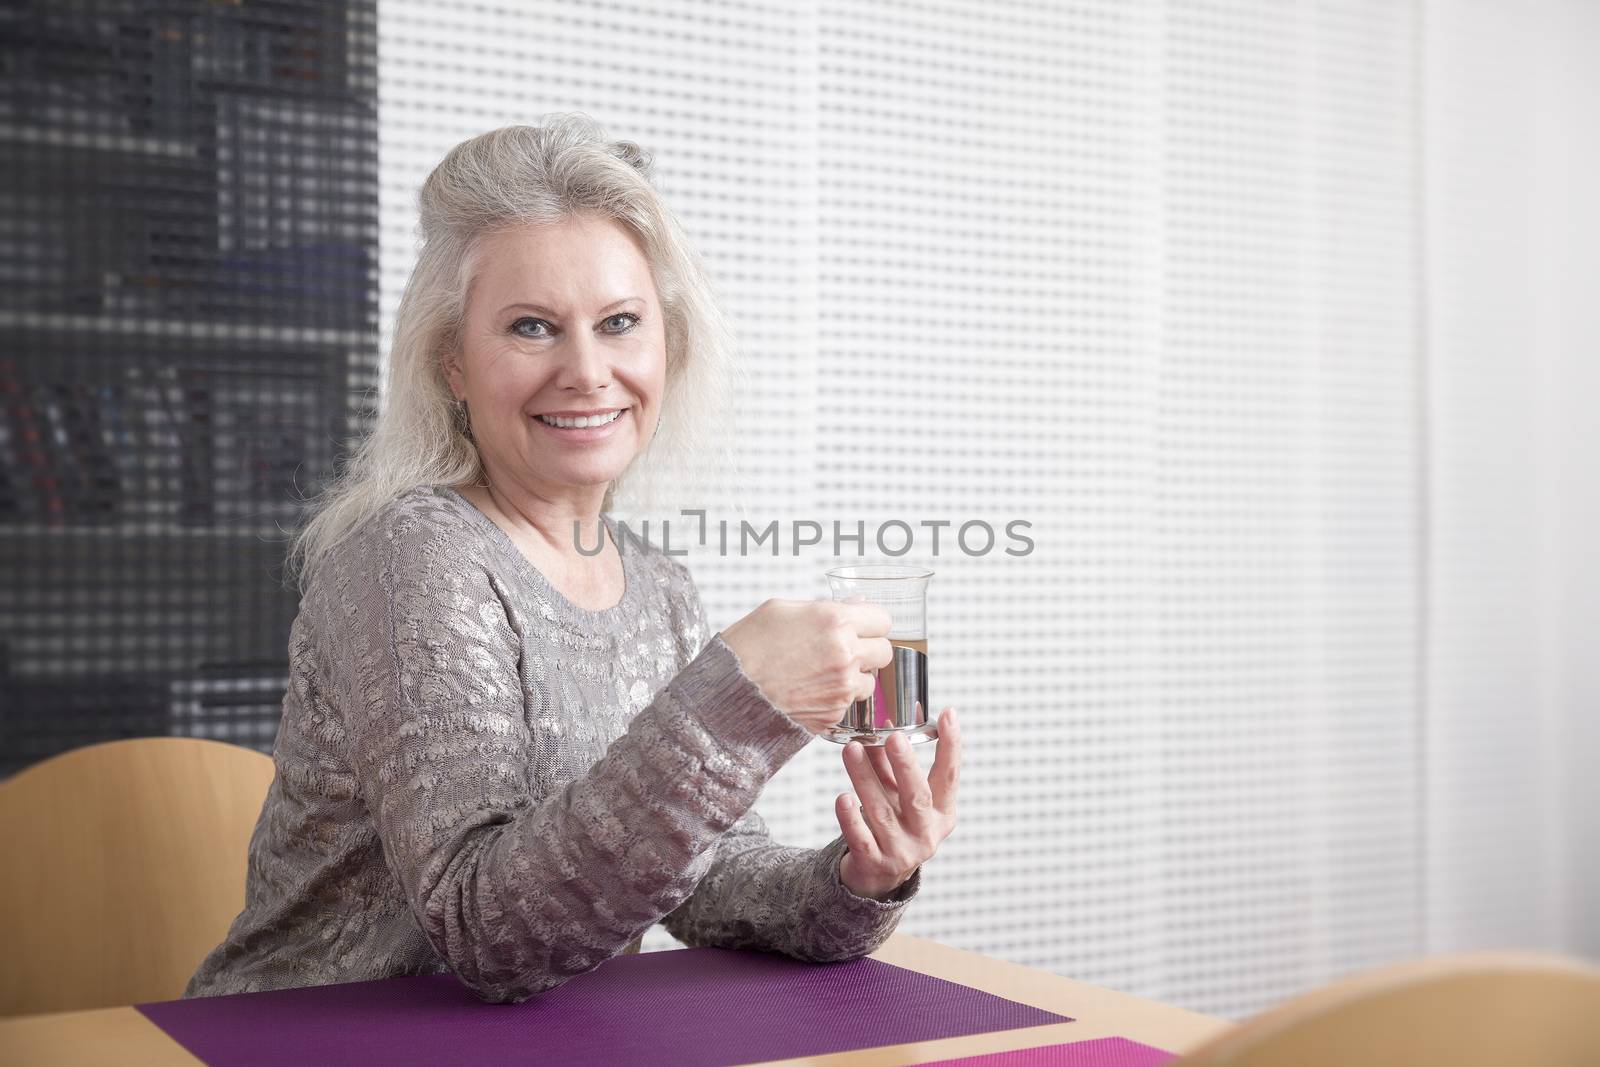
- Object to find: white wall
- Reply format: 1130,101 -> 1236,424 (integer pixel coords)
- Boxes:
1422,0 -> 1600,957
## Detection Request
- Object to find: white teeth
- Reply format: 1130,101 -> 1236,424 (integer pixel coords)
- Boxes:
537,410 -> 623,429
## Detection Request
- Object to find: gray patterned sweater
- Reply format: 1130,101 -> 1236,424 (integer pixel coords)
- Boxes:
183,485 -> 919,1004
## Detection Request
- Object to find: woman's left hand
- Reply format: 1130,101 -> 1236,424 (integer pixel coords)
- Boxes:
836,707 -> 961,900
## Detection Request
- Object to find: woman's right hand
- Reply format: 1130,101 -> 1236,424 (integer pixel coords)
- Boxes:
720,599 -> 894,735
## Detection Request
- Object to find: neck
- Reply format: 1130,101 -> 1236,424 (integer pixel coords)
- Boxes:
470,472 -> 610,560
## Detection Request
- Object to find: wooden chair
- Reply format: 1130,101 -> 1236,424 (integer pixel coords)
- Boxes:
0,738 -> 275,1016
1177,951 -> 1600,1067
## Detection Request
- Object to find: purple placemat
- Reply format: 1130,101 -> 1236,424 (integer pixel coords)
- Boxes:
920,1037 -> 1176,1066
138,947 -> 1073,1066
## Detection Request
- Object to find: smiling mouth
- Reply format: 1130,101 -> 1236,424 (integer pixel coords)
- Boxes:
534,409 -> 626,429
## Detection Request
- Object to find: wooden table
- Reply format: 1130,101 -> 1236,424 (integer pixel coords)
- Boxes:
0,934 -> 1232,1065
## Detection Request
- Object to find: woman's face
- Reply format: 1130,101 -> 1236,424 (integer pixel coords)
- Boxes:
447,214 -> 667,500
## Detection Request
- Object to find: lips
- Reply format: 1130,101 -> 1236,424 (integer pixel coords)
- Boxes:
535,409 -> 624,429
529,407 -> 630,441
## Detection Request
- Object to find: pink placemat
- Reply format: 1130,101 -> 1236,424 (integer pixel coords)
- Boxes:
920,1036 -> 1176,1066
138,947 -> 1075,1065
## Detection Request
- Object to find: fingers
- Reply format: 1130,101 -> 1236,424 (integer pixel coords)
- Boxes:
835,601 -> 893,638
850,666 -> 879,705
835,791 -> 880,863
929,707 -> 961,814
882,729 -> 937,833
853,635 -> 892,670
866,743 -> 899,794
844,637 -> 889,710
843,741 -> 898,852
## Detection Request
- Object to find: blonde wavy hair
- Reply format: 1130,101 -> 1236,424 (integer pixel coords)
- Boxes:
288,114 -> 739,590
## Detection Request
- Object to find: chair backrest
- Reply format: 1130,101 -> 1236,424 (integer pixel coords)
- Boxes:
1176,951 -> 1600,1067
0,737 -> 275,1015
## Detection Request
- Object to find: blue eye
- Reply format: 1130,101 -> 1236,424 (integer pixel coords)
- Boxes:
509,314 -> 638,339
509,317 -> 550,338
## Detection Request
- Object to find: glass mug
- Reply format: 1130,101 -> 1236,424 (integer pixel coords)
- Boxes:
822,564 -> 937,747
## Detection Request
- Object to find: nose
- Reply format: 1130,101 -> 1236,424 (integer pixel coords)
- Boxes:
556,330 -> 614,395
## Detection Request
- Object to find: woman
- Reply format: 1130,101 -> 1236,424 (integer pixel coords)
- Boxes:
185,115 -> 960,1005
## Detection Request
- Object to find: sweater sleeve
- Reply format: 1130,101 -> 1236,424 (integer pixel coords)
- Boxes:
659,566 -> 920,961
660,809 -> 920,961
329,511 -> 815,1004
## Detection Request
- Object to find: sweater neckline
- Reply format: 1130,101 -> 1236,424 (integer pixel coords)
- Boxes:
434,485 -> 648,625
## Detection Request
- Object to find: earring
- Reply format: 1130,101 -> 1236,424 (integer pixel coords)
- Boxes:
454,397 -> 474,442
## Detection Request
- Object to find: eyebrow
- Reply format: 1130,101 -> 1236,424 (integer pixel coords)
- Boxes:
496,298 -> 643,317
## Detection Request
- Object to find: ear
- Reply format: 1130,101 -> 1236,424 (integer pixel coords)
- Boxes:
443,356 -> 466,401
